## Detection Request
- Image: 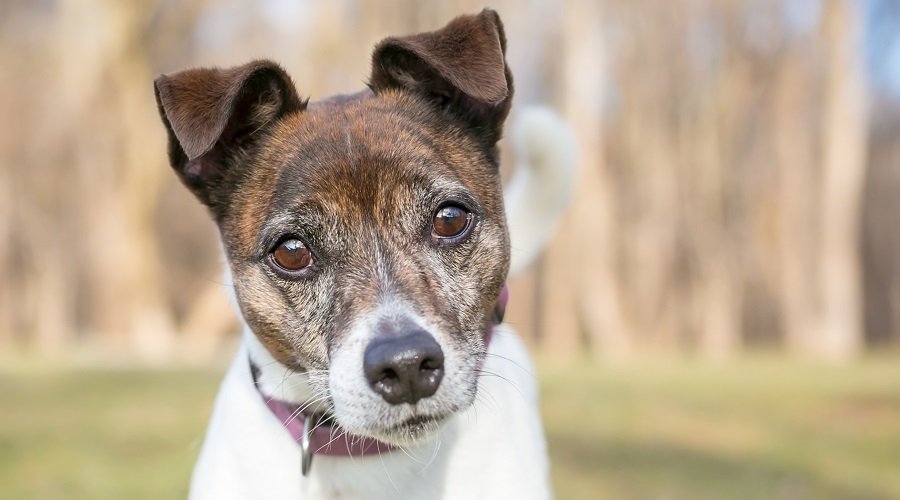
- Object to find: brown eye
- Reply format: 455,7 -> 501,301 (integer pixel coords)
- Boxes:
432,205 -> 472,239
270,238 -> 312,272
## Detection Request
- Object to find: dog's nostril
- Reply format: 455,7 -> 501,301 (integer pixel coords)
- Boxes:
364,330 -> 445,405
380,368 -> 398,382
420,357 -> 440,371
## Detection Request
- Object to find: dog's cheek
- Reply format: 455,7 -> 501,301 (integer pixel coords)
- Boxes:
451,219 -> 509,331
278,274 -> 337,367
231,275 -> 289,362
231,265 -> 331,369
478,219 -> 510,291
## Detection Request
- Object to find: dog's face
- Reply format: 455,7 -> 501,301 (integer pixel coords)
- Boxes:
155,10 -> 512,445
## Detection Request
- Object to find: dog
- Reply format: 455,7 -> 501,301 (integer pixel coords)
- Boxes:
154,9 -> 575,499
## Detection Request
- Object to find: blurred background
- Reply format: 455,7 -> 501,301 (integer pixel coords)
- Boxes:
1,0 -> 899,498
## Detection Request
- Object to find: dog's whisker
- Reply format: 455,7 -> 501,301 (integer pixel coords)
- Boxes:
340,429 -> 366,468
283,394 -> 331,428
318,424 -> 348,455
484,352 -> 536,378
473,387 -> 501,415
420,429 -> 442,471
306,406 -> 336,434
395,434 -> 433,466
376,443 -> 403,497
475,369 -> 526,401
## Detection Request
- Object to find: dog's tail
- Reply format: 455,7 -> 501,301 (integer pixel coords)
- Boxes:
504,107 -> 578,277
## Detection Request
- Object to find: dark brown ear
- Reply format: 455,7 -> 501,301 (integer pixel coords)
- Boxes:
369,9 -> 513,147
154,60 -> 305,212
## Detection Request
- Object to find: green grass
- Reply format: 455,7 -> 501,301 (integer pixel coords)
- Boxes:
1,359 -> 899,499
0,370 -> 222,499
541,358 -> 900,500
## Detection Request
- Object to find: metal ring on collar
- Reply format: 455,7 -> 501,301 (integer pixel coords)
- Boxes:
301,412 -> 319,476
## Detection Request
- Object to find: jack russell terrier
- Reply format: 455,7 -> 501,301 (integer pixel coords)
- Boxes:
154,9 -> 576,499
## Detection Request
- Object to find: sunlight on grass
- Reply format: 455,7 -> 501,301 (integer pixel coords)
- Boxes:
1,359 -> 899,499
0,370 -> 222,499
541,358 -> 900,500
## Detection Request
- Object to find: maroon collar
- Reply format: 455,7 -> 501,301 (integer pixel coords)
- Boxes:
250,285 -> 509,475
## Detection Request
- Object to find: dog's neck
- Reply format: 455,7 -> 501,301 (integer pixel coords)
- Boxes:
244,326 -> 320,407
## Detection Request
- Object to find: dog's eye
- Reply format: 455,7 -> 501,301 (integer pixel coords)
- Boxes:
432,205 -> 472,239
270,238 -> 312,272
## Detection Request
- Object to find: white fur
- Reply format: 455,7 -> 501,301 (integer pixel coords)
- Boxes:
327,301 -> 477,443
190,106 -> 576,499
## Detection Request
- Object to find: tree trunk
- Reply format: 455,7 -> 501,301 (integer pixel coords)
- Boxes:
815,0 -> 867,361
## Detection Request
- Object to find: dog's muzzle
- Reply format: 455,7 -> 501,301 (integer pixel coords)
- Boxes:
250,285 -> 509,476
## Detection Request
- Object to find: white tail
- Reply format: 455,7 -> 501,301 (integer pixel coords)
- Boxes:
504,107 -> 578,277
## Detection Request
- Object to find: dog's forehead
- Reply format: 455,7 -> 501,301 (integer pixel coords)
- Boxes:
276,98 -> 450,203
227,93 -> 499,252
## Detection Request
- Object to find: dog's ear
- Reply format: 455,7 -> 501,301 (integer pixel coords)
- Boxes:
154,60 -> 305,212
369,9 -> 512,148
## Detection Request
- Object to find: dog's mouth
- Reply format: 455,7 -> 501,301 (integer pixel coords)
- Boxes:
392,414 -> 442,432
368,412 -> 450,444
316,410 -> 444,438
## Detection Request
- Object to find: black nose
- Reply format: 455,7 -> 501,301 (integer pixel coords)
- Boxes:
363,330 -> 444,405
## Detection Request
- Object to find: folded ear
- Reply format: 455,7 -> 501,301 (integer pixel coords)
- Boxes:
369,9 -> 513,147
154,60 -> 305,211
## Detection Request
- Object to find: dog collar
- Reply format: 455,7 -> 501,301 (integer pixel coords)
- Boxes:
250,284 -> 509,476
249,365 -> 393,474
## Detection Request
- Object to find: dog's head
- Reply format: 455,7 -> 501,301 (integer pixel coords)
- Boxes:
155,9 -> 512,445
